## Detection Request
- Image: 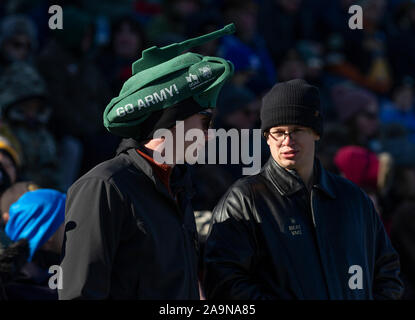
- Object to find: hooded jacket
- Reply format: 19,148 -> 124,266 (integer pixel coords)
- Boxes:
203,157 -> 403,300
59,139 -> 200,299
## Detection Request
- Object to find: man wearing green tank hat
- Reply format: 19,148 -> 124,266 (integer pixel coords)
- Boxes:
58,24 -> 235,300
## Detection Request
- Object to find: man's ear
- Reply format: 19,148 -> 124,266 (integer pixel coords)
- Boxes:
1,212 -> 9,224
263,132 -> 270,145
41,237 -> 53,252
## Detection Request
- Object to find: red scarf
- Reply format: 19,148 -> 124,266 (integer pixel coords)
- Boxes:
136,149 -> 173,194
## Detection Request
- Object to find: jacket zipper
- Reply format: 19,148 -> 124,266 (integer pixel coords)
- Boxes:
309,188 -> 332,299
174,200 -> 199,298
309,189 -> 317,227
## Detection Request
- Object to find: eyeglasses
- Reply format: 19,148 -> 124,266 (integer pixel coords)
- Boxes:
198,110 -> 213,130
266,128 -> 309,142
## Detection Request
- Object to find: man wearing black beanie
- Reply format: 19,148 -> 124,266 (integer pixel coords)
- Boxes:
203,79 -> 403,299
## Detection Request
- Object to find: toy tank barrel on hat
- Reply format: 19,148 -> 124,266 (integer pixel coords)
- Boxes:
104,24 -> 236,139
132,24 -> 236,75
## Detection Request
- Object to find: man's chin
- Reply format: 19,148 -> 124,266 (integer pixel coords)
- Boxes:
278,158 -> 297,169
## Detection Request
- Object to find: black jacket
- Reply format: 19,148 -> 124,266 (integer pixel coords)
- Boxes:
59,139 -> 200,299
203,157 -> 403,300
4,250 -> 60,300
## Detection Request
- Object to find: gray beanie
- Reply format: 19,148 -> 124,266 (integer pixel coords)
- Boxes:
0,14 -> 38,53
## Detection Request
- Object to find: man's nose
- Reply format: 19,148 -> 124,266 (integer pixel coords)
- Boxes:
281,134 -> 294,146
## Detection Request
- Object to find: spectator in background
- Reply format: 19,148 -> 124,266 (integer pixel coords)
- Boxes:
0,14 -> 37,72
79,0 -> 136,24
391,201 -> 415,299
380,76 -> 415,143
315,122 -> 350,173
304,0 -> 356,44
334,146 -> 393,197
36,6 -> 111,177
387,160 -> 415,205
387,0 -> 415,81
0,136 -> 20,185
333,145 -> 394,232
219,39 -> 259,90
0,62 -> 61,190
257,0 -> 310,64
214,84 -> 259,131
379,123 -> 415,206
0,164 -> 11,199
221,0 -> 276,94
277,49 -> 306,82
186,10 -> 223,56
0,181 -> 39,227
3,188 -> 65,300
0,163 -> 12,272
133,0 -> 163,25
97,15 -> 148,97
332,84 -> 381,150
297,40 -> 325,86
374,122 -> 415,248
0,118 -> 22,160
146,0 -> 201,45
95,15 -> 149,175
327,0 -> 393,94
0,239 -> 30,300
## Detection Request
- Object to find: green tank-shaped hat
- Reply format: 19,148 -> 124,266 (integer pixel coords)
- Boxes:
103,23 -> 235,138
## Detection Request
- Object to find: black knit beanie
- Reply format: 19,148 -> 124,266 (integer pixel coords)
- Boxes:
260,79 -> 323,136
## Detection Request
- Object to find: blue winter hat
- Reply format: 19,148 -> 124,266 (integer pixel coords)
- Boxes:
220,35 -> 260,72
5,189 -> 66,261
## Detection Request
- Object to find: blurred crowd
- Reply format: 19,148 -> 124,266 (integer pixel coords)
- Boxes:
0,0 -> 414,300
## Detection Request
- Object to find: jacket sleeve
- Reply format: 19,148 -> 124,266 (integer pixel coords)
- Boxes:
203,185 -> 282,300
58,177 -> 126,300
370,198 -> 404,300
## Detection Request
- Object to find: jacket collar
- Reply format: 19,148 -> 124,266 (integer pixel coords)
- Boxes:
124,144 -> 195,202
126,148 -> 172,199
263,156 -> 336,199
312,159 -> 336,199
